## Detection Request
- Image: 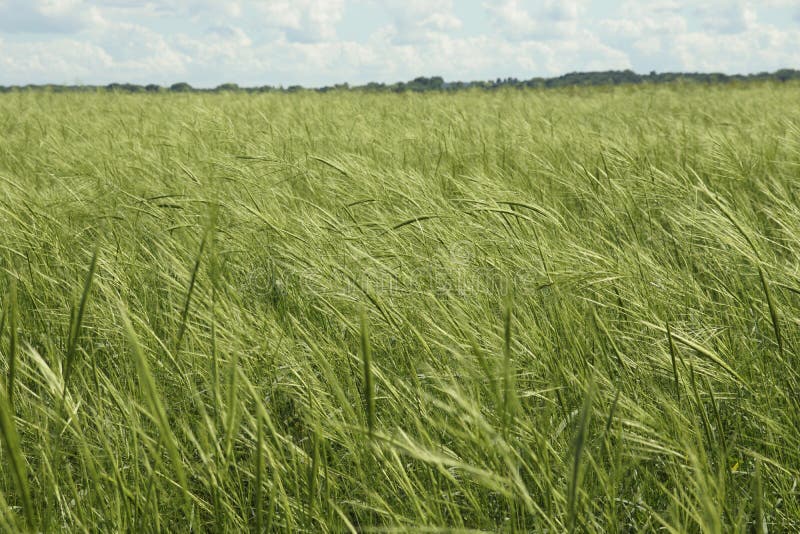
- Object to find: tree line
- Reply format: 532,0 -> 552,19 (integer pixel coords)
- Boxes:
2,69 -> 799,94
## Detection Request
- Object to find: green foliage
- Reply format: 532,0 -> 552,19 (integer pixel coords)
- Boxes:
215,83 -> 240,92
1,84 -> 800,531
2,68 -> 800,94
169,82 -> 193,92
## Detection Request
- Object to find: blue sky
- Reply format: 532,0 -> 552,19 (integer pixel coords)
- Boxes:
0,1 -> 798,87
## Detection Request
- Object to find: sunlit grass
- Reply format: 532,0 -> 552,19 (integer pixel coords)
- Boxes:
1,83 -> 800,531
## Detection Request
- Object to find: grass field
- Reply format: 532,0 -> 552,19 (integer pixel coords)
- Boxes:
1,84 -> 800,532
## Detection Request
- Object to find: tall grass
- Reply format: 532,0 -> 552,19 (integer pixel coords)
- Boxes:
1,83 -> 800,531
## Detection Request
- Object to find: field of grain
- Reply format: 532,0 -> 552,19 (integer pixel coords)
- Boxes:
1,84 -> 800,532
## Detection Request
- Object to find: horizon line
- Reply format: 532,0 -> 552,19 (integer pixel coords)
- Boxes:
2,68 -> 799,92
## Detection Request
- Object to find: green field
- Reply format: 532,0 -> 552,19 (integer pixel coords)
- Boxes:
1,84 -> 800,532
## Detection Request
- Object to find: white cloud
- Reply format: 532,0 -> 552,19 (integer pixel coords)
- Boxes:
256,0 -> 345,42
758,0 -> 800,6
93,0 -> 242,19
633,36 -> 661,55
593,0 -> 800,73
0,0 -> 101,33
673,24 -> 800,72
0,38 -> 113,82
693,1 -> 756,34
483,0 -> 585,41
600,1 -> 687,40
372,0 -> 462,44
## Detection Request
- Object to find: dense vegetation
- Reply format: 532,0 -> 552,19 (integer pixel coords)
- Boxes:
2,68 -> 800,94
1,83 -> 800,532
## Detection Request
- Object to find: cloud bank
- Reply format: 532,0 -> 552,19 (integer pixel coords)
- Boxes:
0,0 -> 797,86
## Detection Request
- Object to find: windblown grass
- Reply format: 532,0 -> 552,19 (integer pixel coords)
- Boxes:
1,83 -> 800,531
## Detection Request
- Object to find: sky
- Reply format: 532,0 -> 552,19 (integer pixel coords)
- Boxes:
0,0 -> 798,87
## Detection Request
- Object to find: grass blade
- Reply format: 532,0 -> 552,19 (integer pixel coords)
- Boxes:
0,383 -> 34,530
5,281 -> 17,411
643,322 -> 745,385
753,459 -> 765,534
757,265 -> 783,355
175,233 -> 208,349
568,377 -> 595,534
701,184 -> 783,355
255,413 -> 264,534
502,290 -> 516,437
593,307 -> 628,374
666,322 -> 681,399
63,248 -> 98,395
360,307 -> 375,438
119,305 -> 191,512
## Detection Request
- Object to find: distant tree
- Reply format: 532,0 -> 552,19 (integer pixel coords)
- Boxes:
361,82 -> 385,92
776,69 -> 800,82
216,83 -> 240,92
404,76 -> 445,92
107,83 -> 144,93
3,69 -> 799,96
170,82 -> 193,92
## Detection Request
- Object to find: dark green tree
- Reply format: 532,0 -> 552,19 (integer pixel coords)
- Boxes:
170,82 -> 193,92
